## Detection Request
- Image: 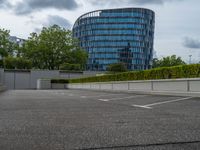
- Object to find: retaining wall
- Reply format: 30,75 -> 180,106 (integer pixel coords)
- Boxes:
67,78 -> 200,95
37,78 -> 200,96
0,69 -> 103,89
0,83 -> 6,92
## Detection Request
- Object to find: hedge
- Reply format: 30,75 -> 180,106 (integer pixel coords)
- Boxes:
51,64 -> 200,84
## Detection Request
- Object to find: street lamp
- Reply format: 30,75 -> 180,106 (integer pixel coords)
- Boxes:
189,55 -> 192,64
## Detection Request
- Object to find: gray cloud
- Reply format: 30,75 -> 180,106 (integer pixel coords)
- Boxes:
0,0 -> 10,9
135,0 -> 183,5
89,0 -> 183,6
44,15 -> 72,29
29,15 -> 71,33
183,37 -> 200,49
14,0 -> 78,15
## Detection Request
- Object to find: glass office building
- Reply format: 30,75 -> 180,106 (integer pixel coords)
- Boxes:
73,8 -> 155,71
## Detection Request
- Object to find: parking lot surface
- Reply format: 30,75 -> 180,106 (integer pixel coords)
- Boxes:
0,90 -> 200,150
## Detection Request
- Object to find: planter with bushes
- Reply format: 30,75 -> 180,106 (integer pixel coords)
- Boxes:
51,64 -> 200,84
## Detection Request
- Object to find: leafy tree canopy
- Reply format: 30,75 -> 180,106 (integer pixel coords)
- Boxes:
21,25 -> 87,70
3,56 -> 32,69
107,63 -> 128,73
0,28 -> 17,58
152,55 -> 186,68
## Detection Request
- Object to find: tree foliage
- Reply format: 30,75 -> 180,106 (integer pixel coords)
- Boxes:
0,25 -> 88,70
152,55 -> 186,68
0,29 -> 19,68
70,48 -> 88,70
0,29 -> 18,58
21,25 -> 87,70
3,56 -> 32,69
60,63 -> 81,71
64,64 -> 200,84
0,28 -> 10,58
107,63 -> 127,73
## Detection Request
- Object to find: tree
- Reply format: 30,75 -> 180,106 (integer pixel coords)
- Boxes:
70,48 -> 88,70
152,55 -> 186,68
152,58 -> 161,68
107,63 -> 127,73
3,56 -> 32,69
0,28 -> 10,58
60,63 -> 81,71
22,25 -> 87,70
0,28 -> 19,68
0,29 -> 17,57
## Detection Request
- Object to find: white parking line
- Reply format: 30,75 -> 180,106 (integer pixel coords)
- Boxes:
98,99 -> 110,102
80,93 -> 126,98
133,97 -> 193,109
98,95 -> 147,102
132,105 -> 152,109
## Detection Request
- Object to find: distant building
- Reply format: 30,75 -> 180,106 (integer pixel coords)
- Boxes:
9,36 -> 25,47
8,36 -> 26,57
73,8 -> 155,71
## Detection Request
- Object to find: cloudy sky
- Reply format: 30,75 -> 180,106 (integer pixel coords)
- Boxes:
0,0 -> 200,63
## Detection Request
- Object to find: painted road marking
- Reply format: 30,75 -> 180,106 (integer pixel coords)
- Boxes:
132,105 -> 152,109
133,97 -> 193,109
98,99 -> 110,102
80,96 -> 87,98
81,93 -> 126,99
98,95 -> 147,102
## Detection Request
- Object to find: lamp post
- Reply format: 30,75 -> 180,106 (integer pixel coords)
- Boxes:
189,55 -> 192,64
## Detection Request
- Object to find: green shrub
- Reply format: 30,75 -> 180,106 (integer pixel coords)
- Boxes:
107,63 -> 127,73
51,64 -> 200,84
51,79 -> 69,84
69,64 -> 200,83
3,56 -> 32,69
60,63 -> 81,71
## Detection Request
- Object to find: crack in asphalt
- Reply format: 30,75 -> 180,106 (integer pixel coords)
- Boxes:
77,140 -> 200,150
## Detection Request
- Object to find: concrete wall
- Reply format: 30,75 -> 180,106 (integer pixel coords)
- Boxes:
0,83 -> 6,92
37,79 -> 51,90
152,80 -> 188,92
129,81 -> 152,91
0,69 -> 4,83
4,71 -> 15,89
15,72 -> 31,89
0,69 -> 6,92
190,80 -> 200,92
68,78 -> 200,93
30,70 -> 60,89
0,69 -> 103,89
37,79 -> 68,90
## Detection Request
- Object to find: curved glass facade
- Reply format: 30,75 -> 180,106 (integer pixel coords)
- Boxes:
73,8 -> 155,71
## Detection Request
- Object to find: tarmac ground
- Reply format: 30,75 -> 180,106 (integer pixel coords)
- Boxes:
0,90 -> 200,150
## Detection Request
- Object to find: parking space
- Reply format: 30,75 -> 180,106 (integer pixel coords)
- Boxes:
75,90 -> 196,110
97,95 -> 194,109
0,90 -> 200,150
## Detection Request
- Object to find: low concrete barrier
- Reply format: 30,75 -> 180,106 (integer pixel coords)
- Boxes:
68,78 -> 200,96
37,78 -> 200,96
51,83 -> 68,89
37,79 -> 51,89
0,84 -> 6,92
37,79 -> 68,89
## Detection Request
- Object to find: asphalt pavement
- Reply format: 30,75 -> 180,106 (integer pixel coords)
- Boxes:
0,90 -> 200,150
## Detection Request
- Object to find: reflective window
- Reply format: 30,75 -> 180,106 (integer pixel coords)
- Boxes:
73,8 -> 155,71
